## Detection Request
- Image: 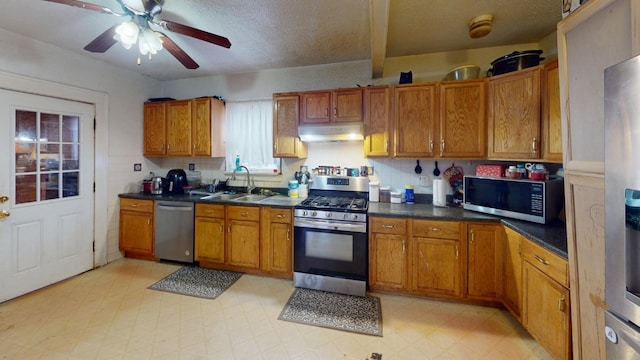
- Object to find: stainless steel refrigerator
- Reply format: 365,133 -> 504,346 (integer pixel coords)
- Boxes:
605,53 -> 640,358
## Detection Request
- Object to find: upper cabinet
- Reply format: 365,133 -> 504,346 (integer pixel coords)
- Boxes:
143,97 -> 226,157
300,88 -> 363,124
364,86 -> 392,157
542,59 -> 562,163
439,80 -> 487,158
393,83 -> 438,157
487,66 -> 542,160
272,93 -> 307,158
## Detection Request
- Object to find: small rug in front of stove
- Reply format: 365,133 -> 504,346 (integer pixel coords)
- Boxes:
148,266 -> 242,300
278,288 -> 382,336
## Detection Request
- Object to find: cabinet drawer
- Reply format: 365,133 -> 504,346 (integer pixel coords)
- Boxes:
370,217 -> 407,235
120,198 -> 153,213
269,208 -> 292,223
412,219 -> 460,240
227,206 -> 261,221
195,204 -> 225,218
521,239 -> 568,287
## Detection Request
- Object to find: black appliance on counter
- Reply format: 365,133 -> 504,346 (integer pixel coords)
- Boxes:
293,175 -> 369,297
165,169 -> 188,194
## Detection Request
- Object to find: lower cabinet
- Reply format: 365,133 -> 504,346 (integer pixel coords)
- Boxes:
503,227 -> 523,321
194,204 -> 226,264
226,205 -> 261,269
119,198 -> 155,260
261,207 -> 293,276
369,217 -> 409,290
467,223 -> 503,301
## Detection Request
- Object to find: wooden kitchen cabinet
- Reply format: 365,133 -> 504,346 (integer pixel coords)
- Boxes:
439,80 -> 487,159
522,238 -> 571,359
143,102 -> 167,155
542,59 -> 562,163
503,227 -> 524,321
143,97 -> 225,157
260,207 -> 293,276
119,198 -> 155,260
467,223 -> 503,301
300,88 -> 363,124
272,93 -> 307,158
364,86 -> 392,157
487,66 -> 542,160
393,83 -> 438,157
369,217 -> 409,290
194,204 -> 226,264
226,205 -> 261,269
411,219 -> 463,297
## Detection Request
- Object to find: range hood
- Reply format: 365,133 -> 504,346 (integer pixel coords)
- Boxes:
298,122 -> 364,142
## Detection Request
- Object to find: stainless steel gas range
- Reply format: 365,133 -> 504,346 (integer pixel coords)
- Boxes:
293,176 -> 369,297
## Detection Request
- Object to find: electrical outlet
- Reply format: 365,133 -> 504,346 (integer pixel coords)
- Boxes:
417,175 -> 431,187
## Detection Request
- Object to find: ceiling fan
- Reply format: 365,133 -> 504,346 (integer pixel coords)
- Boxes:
44,0 -> 232,69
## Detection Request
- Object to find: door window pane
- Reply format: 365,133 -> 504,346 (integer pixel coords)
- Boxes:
62,115 -> 79,142
15,174 -> 37,204
62,144 -> 79,170
63,172 -> 79,198
42,174 -> 59,200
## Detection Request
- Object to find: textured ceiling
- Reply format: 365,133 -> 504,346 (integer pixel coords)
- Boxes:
0,0 -> 561,81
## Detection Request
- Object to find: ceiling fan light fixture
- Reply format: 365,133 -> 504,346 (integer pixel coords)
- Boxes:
468,14 -> 493,39
138,28 -> 163,56
114,21 -> 139,49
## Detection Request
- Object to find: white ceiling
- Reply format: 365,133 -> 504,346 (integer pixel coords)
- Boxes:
0,0 -> 562,81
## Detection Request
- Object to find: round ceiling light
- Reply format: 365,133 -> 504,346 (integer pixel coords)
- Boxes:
469,14 -> 493,39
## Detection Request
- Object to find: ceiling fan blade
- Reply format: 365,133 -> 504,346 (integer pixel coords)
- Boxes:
158,20 -> 231,49
83,24 -> 119,53
159,34 -> 199,69
43,0 -> 119,15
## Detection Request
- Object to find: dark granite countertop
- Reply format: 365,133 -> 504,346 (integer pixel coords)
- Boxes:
119,193 -> 568,259
368,202 -> 568,259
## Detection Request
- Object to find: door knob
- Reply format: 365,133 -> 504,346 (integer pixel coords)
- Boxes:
0,210 -> 10,219
0,196 -> 8,203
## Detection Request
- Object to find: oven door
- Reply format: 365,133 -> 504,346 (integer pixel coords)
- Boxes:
293,218 -> 368,281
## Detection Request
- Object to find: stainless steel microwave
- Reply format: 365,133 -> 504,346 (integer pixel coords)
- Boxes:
463,176 -> 564,224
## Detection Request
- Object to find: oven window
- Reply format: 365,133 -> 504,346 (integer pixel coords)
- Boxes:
305,231 -> 353,262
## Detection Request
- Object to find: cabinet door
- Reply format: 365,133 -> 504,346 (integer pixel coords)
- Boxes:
467,223 -> 503,301
119,210 -> 154,257
393,84 -> 437,157
166,100 -> 192,156
143,102 -> 166,156
300,91 -> 331,124
227,219 -> 260,268
542,60 -> 562,163
194,217 -> 225,263
439,80 -> 487,158
192,98 -> 212,156
523,262 -> 571,360
268,222 -> 292,274
503,227 -> 523,321
411,237 -> 462,297
364,86 -> 391,157
273,94 -> 307,158
487,67 -> 541,159
332,88 -> 363,123
369,232 -> 408,290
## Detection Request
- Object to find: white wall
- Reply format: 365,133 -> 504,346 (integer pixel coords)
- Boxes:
0,28 -> 162,264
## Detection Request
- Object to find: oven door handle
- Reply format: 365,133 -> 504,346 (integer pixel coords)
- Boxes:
294,218 -> 367,233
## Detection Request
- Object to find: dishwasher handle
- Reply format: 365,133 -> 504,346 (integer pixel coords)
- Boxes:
156,204 -> 194,211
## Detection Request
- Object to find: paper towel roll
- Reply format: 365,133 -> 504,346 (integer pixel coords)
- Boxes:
433,179 -> 447,207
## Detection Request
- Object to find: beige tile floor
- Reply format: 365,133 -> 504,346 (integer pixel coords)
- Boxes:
0,258 -> 552,360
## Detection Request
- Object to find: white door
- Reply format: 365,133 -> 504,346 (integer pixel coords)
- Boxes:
0,89 -> 94,302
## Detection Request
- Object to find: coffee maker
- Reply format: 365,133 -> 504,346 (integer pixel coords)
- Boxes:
165,169 -> 188,194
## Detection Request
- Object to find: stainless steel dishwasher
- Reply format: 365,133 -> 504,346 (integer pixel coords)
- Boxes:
154,201 -> 194,263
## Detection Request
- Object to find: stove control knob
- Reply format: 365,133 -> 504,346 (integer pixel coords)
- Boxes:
343,214 -> 349,220
302,210 -> 308,216
311,211 -> 317,217
353,214 -> 359,221
326,213 -> 332,218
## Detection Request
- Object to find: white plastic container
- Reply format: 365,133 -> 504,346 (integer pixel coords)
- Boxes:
369,181 -> 380,202
298,183 -> 308,198
390,191 -> 402,203
288,180 -> 299,197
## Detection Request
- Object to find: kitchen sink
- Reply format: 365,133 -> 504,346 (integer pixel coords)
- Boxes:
233,194 -> 270,203
197,192 -> 243,200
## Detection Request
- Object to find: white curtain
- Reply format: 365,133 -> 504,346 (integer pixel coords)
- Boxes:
225,100 -> 280,173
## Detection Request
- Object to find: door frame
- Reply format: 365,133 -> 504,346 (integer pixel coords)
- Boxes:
0,70 -> 109,267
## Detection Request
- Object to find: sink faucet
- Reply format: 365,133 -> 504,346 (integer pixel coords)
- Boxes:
232,165 -> 255,194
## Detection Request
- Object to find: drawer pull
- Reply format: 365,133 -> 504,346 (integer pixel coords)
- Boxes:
428,227 -> 441,232
382,224 -> 396,229
240,212 -> 249,217
129,204 -> 139,208
276,214 -> 286,219
534,254 -> 550,265
205,210 -> 213,214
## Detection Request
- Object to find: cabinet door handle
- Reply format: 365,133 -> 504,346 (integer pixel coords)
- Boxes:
429,140 -> 434,152
532,137 -> 537,153
558,295 -> 566,312
325,108 -> 329,117
147,219 -> 150,225
333,107 -> 337,116
534,254 -> 550,265
441,140 -> 445,154
455,245 -> 459,260
228,225 -> 231,233
274,143 -> 277,151
402,240 -> 406,253
470,230 -> 475,243
287,228 -> 290,241
385,140 -> 388,152
382,224 -> 396,229
219,224 -> 223,233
